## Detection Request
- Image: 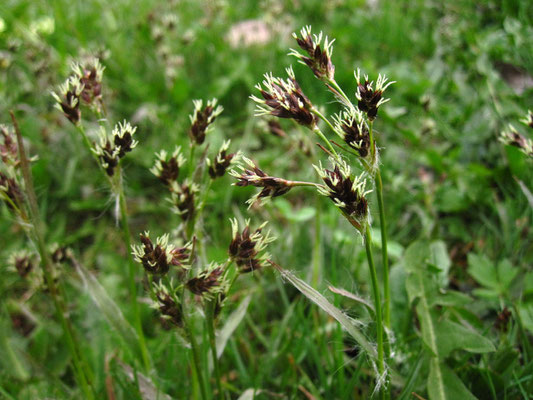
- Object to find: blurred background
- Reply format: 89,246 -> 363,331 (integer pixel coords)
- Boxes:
0,0 -> 532,398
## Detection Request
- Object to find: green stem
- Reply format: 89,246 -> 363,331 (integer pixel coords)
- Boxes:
312,124 -> 338,159
206,300 -> 223,400
311,196 -> 321,287
375,171 -> 390,330
326,78 -> 354,109
364,225 -> 385,399
11,111 -> 95,400
181,294 -> 208,400
117,169 -> 151,372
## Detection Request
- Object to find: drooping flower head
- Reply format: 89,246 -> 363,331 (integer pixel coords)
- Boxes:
189,98 -> 223,145
150,146 -> 186,185
289,25 -> 335,81
251,66 -> 317,128
131,232 -> 190,275
314,158 -> 372,231
354,69 -> 395,120
333,107 -> 370,158
229,156 -> 293,207
228,218 -> 275,273
207,140 -> 241,179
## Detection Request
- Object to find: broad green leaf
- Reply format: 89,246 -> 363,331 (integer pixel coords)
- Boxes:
519,303 -> 533,334
468,254 -> 518,297
429,241 -> 451,286
436,320 -> 495,358
270,261 -> 377,361
428,359 -> 477,400
430,290 -> 472,308
468,253 -> 498,290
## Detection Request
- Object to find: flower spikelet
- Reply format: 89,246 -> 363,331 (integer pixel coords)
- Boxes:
169,180 -> 199,221
289,25 -> 335,81
228,218 -> 275,273
189,98 -> 223,145
71,58 -> 105,110
52,76 -> 84,125
500,125 -> 533,158
354,69 -> 395,120
186,263 -> 227,299
132,232 -> 190,275
520,110 -> 533,129
207,140 -> 241,179
150,146 -> 186,185
314,158 -> 372,229
152,280 -> 183,327
251,66 -> 317,128
229,156 -> 293,207
333,107 -> 370,158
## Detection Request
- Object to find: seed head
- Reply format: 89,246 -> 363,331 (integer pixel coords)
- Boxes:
333,108 -> 370,158
71,58 -> 105,111
228,218 -> 275,273
169,180 -> 199,221
189,98 -> 223,145
207,140 -> 241,179
354,69 -> 395,120
92,121 -> 138,176
0,125 -> 18,166
314,158 -> 371,230
520,110 -> 533,129
186,263 -> 227,299
0,170 -> 23,210
50,244 -> 71,264
150,146 -> 186,185
9,250 -> 34,278
132,232 -> 190,275
229,156 -> 293,207
152,280 -> 183,327
500,125 -> 533,158
251,66 -> 317,128
289,26 -> 335,81
52,76 -> 84,125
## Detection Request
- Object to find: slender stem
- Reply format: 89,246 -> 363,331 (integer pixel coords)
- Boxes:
311,124 -> 338,159
206,300 -> 223,400
310,110 -> 340,158
116,169 -> 151,372
326,78 -> 354,109
375,171 -> 390,330
181,294 -> 208,400
311,196 -> 321,287
364,225 -> 385,399
11,111 -> 95,400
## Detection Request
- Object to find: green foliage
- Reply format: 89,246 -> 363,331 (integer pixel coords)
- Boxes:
1,0 -> 532,398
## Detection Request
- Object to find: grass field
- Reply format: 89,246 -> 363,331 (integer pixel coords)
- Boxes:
1,0 -> 533,399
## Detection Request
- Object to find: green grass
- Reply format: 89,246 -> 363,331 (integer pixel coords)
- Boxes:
1,0 -> 533,398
